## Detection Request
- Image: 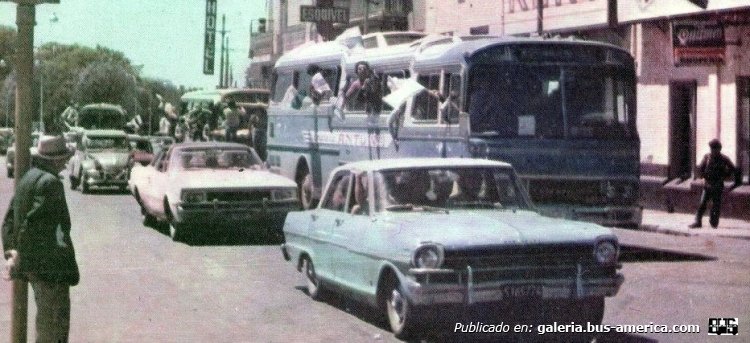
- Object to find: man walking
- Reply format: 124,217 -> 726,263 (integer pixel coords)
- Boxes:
689,139 -> 737,229
223,100 -> 242,143
2,135 -> 80,342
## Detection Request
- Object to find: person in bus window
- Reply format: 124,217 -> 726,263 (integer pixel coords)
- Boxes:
307,64 -> 331,106
223,101 -> 242,142
345,61 -> 382,115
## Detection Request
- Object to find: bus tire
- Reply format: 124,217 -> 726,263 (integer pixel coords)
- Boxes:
298,173 -> 317,210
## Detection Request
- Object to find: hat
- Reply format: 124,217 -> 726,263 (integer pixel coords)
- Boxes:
33,135 -> 74,161
709,138 -> 722,150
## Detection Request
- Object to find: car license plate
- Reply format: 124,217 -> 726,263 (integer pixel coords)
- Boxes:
501,284 -> 542,298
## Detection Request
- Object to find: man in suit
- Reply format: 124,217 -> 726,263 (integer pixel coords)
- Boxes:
689,139 -> 738,229
2,135 -> 79,343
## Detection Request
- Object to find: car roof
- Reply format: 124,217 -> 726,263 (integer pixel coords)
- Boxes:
83,129 -> 128,137
334,158 -> 513,173
170,142 -> 252,151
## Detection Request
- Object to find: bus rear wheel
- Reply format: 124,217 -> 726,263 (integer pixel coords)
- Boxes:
298,173 -> 316,210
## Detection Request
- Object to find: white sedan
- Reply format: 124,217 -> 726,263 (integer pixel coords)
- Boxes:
129,142 -> 300,242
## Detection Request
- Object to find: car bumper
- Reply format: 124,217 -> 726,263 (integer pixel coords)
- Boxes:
537,205 -> 642,227
174,202 -> 299,226
85,169 -> 129,186
403,264 -> 624,306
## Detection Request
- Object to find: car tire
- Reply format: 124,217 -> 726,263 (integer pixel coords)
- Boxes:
573,297 -> 605,325
69,174 -> 79,190
385,279 -> 422,339
302,258 -> 324,301
169,222 -> 190,242
81,175 -> 90,194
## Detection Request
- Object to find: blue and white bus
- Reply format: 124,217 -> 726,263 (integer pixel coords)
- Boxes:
266,32 -> 641,226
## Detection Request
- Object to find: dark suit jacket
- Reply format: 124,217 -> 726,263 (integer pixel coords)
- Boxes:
2,167 -> 79,285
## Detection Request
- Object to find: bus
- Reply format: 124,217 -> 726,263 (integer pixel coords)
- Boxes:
266,32 -> 641,227
179,88 -> 270,156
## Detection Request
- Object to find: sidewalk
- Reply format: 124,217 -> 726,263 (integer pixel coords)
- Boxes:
639,208 -> 750,240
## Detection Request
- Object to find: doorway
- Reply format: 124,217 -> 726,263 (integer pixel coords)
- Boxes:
669,81 -> 696,180
738,77 -> 750,183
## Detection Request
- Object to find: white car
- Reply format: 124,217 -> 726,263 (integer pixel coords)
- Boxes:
129,142 -> 299,242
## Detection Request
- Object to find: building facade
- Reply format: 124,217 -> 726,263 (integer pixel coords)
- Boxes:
247,0 -> 750,217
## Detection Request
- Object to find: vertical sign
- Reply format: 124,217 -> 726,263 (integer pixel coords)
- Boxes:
203,0 -> 217,75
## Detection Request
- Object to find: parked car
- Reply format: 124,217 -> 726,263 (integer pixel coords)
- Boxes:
5,132 -> 42,178
128,142 -> 299,242
68,130 -> 131,193
281,158 -> 624,339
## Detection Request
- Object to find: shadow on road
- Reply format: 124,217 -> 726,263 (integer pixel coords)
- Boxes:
77,187 -> 131,196
142,219 -> 284,246
619,245 -> 715,263
293,286 -> 660,343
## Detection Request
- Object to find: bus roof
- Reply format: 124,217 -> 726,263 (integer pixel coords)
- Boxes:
80,103 -> 126,114
412,35 -> 633,69
180,88 -> 270,104
335,158 -> 513,173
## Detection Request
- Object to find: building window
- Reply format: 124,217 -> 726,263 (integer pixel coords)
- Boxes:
470,25 -> 489,35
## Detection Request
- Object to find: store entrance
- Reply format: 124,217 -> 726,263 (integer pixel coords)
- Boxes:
669,81 -> 696,180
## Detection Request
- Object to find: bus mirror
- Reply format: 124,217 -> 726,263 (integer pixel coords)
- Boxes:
458,111 -> 470,136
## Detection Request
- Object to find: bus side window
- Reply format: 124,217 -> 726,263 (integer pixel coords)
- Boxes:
381,70 -> 408,112
443,74 -> 462,124
271,70 -> 295,103
412,74 -> 440,121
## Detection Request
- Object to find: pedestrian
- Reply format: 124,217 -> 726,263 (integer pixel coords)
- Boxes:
689,139 -> 738,228
223,100 -> 242,143
2,135 -> 80,343
158,112 -> 171,136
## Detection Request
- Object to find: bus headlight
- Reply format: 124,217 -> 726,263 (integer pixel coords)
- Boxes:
412,244 -> 444,269
594,241 -> 618,265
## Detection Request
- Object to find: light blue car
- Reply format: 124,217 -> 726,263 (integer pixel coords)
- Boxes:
281,158 -> 624,339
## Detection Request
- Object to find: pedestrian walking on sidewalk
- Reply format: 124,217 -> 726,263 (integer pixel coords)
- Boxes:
689,139 -> 737,229
2,135 -> 80,343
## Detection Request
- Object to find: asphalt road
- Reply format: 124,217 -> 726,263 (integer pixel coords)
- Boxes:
0,156 -> 748,342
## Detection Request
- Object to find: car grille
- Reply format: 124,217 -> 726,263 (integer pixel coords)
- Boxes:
420,244 -> 614,285
527,179 -> 635,206
206,190 -> 273,202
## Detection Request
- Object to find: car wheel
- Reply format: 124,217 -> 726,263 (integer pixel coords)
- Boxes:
169,222 -> 190,242
573,297 -> 605,325
299,174 -> 316,210
81,175 -> 90,194
302,258 -> 324,300
385,279 -> 422,339
69,174 -> 79,190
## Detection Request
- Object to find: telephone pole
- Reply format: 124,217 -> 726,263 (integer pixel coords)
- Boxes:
218,14 -> 228,88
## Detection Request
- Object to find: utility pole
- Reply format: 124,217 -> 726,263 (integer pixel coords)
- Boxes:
224,36 -> 230,88
363,0 -> 369,34
2,1 -> 59,342
537,0 -> 544,35
218,14 -> 228,88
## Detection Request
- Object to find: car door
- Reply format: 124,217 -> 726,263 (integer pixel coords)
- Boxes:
150,148 -> 172,218
332,171 -> 372,293
310,170 -> 352,285
141,148 -> 169,216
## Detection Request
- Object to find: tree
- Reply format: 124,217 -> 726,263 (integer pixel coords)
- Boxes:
73,61 -> 138,116
0,25 -> 16,127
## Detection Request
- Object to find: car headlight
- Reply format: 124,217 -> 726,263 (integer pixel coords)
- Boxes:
272,188 -> 297,201
594,241 -> 618,265
181,190 -> 206,203
412,244 -> 444,269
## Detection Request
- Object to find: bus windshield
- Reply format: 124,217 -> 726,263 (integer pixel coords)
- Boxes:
468,65 -> 635,140
78,109 -> 125,130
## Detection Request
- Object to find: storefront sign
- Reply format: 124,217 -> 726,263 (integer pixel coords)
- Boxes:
619,0 -> 750,23
300,5 -> 349,23
502,0 -> 610,35
203,0 -> 217,75
672,20 -> 725,65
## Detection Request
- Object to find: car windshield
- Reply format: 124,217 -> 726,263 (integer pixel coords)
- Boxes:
78,109 -> 125,130
85,136 -> 130,151
373,167 -> 530,212
173,148 -> 261,170
467,65 -> 635,140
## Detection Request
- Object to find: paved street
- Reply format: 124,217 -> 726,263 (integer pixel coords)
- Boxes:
1,156 -> 749,342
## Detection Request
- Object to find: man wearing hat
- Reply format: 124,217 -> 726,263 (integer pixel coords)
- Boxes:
689,139 -> 737,228
2,135 -> 79,342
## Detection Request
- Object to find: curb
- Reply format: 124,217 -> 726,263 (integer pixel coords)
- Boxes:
638,224 -> 750,241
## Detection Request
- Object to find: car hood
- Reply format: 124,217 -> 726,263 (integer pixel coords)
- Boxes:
172,169 -> 297,190
377,209 -> 615,250
87,152 -> 130,166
